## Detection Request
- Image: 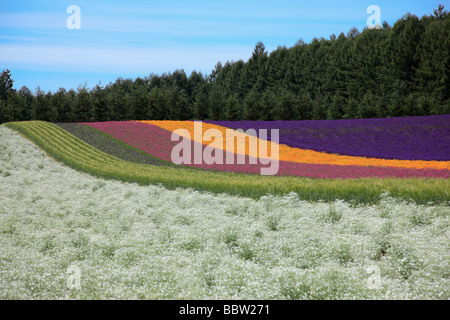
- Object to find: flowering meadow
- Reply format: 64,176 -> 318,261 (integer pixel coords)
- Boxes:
1,125 -> 449,299
80,116 -> 450,179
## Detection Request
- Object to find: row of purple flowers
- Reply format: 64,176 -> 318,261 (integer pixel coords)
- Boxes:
206,115 -> 450,161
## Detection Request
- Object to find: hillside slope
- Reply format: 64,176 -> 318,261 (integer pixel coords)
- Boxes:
0,125 -> 449,299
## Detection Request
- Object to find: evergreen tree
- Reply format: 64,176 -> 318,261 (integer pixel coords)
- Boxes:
74,84 -> 92,122
358,91 -> 381,118
327,95 -> 346,119
91,84 -> 108,121
147,86 -> 166,120
166,86 -> 189,120
259,90 -> 276,121
342,97 -> 358,119
45,91 -> 58,122
52,88 -> 72,122
65,89 -> 77,122
0,69 -> 14,101
297,92 -> 313,120
0,69 -> 15,123
188,70 -> 206,102
433,4 -> 448,20
192,88 -> 208,120
242,89 -> 260,120
276,90 -> 299,120
225,94 -> 241,120
0,99 -> 14,123
208,87 -> 225,120
31,87 -> 47,121
132,78 -> 149,120
16,86 -> 33,121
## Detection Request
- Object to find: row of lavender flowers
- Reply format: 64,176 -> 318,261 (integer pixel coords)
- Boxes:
206,115 -> 450,161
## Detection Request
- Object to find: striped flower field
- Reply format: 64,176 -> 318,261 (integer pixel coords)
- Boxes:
80,115 -> 450,179
5,120 -> 449,205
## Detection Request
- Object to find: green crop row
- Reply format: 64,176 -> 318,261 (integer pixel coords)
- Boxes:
4,121 -> 450,205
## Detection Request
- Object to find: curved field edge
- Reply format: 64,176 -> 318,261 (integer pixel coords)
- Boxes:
57,122 -> 275,176
3,121 -> 450,205
54,123 -> 176,167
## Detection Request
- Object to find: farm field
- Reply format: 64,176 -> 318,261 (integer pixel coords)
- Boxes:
79,116 -> 450,180
0,125 -> 449,299
4,120 -> 450,204
1,0 -> 448,303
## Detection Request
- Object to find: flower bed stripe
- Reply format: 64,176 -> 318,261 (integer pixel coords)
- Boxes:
205,115 -> 450,161
138,120 -> 450,171
81,121 -> 450,179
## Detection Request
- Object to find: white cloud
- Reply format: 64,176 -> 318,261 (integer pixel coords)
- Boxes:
0,44 -> 252,73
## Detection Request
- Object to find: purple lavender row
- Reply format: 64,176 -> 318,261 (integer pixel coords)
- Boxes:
206,115 -> 450,161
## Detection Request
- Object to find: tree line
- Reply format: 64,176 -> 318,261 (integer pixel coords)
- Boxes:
0,5 -> 449,124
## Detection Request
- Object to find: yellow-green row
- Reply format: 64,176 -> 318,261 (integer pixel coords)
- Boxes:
4,121 -> 450,205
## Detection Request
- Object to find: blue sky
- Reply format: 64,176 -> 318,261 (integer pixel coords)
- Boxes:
0,0 -> 445,92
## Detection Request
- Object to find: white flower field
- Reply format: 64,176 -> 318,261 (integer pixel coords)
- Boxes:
0,126 -> 448,299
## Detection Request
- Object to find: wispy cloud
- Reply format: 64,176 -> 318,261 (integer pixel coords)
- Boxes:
0,44 -> 253,74
0,12 -> 63,29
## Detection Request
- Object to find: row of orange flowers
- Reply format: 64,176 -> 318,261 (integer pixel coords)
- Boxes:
138,120 -> 450,171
